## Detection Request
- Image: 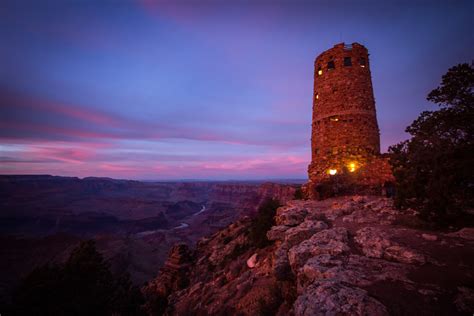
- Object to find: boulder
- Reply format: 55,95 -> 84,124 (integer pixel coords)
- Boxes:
384,245 -> 425,265
421,233 -> 438,241
325,201 -> 358,220
246,253 -> 258,268
267,225 -> 290,241
288,227 -> 349,270
294,281 -> 389,316
300,254 -> 343,286
284,220 -> 328,247
275,206 -> 308,226
355,227 -> 425,265
351,195 -> 367,203
300,254 -> 409,290
354,227 -> 392,258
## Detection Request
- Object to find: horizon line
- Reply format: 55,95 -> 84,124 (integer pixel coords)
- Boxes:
0,173 -> 308,183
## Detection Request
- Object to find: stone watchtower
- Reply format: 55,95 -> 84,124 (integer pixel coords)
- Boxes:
306,42 -> 393,198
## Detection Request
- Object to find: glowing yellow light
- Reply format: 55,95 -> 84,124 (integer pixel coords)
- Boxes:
318,70 -> 323,75
360,65 -> 365,68
349,162 -> 356,172
328,169 -> 337,175
316,94 -> 319,99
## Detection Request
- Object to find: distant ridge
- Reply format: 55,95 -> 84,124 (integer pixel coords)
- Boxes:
0,174 -> 306,185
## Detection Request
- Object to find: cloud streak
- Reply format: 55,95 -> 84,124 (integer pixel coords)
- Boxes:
1,1 -> 472,179
0,87 -> 308,147
0,86 -> 310,179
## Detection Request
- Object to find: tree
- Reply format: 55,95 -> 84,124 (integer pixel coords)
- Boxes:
248,198 -> 281,248
293,187 -> 304,200
388,63 -> 474,222
12,240 -> 145,315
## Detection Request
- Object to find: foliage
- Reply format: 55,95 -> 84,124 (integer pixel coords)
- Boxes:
257,284 -> 283,316
293,187 -> 304,200
144,293 -> 168,316
388,63 -> 474,222
248,198 -> 281,248
227,243 -> 249,261
222,236 -> 232,244
11,240 -> 145,316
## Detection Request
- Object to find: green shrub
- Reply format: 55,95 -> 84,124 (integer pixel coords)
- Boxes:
248,198 -> 281,248
389,63 -> 474,223
293,187 -> 304,200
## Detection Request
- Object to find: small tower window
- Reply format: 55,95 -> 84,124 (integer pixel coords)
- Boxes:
317,67 -> 323,75
315,94 -> 319,99
327,61 -> 335,70
359,58 -> 366,67
344,57 -> 352,66
330,116 -> 339,122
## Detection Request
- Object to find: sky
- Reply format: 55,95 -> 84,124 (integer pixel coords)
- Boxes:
1,0 -> 473,180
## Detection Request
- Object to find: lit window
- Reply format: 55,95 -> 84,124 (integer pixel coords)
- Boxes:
349,162 -> 356,172
318,67 -> 322,75
344,57 -> 352,66
359,58 -> 366,67
316,94 -> 319,99
330,116 -> 339,122
328,169 -> 337,175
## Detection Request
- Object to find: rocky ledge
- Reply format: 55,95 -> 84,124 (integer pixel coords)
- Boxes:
143,196 -> 474,315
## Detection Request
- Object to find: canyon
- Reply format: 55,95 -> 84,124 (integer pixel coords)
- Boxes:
0,175 -> 299,301
3,176 -> 473,315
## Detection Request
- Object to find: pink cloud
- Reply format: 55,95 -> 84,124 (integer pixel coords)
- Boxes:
2,89 -> 121,126
1,87 -> 310,179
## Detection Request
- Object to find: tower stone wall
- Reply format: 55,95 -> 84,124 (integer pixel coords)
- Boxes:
307,42 -> 393,198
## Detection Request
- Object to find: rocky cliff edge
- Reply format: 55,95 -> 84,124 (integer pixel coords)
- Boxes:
143,196 -> 474,315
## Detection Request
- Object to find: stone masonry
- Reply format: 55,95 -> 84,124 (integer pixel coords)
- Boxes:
307,43 -> 393,198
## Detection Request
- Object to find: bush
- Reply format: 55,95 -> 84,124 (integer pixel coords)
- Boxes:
388,63 -> 474,223
248,198 -> 281,248
257,284 -> 282,316
293,187 -> 304,200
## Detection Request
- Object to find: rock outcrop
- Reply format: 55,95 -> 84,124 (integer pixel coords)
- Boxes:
144,196 -> 474,315
294,281 -> 389,316
142,244 -> 194,314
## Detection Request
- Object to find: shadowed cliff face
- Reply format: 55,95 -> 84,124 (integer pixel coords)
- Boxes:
144,196 -> 474,316
0,175 -> 299,301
